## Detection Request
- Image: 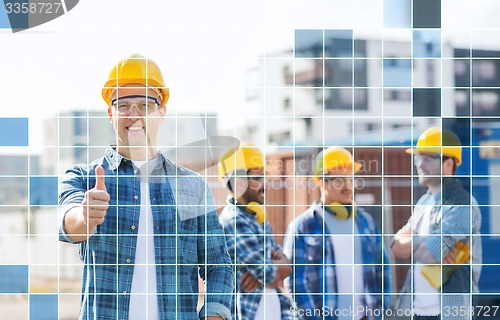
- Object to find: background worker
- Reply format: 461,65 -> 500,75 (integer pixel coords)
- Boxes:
392,127 -> 482,320
284,146 -> 391,320
218,144 -> 293,320
58,54 -> 233,319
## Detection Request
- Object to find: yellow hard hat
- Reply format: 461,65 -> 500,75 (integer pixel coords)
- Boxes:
314,146 -> 362,181
102,54 -> 170,107
218,144 -> 264,180
405,127 -> 462,166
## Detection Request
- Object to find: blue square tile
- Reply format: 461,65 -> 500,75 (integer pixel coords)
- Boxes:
30,176 -> 58,206
383,0 -> 411,28
0,1 -> 12,29
295,29 -> 323,58
30,294 -> 58,320
4,0 -> 28,29
413,30 -> 441,58
413,0 -> 441,28
383,59 -> 411,87
0,118 -> 28,146
325,30 -> 353,58
0,265 -> 28,293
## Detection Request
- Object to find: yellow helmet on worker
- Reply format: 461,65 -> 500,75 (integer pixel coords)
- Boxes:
218,144 -> 265,180
405,127 -> 462,166
102,53 -> 170,107
314,146 -> 362,181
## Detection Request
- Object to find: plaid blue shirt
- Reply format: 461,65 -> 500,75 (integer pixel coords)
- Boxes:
219,200 -> 294,320
393,179 -> 482,320
283,203 -> 391,320
59,146 -> 234,320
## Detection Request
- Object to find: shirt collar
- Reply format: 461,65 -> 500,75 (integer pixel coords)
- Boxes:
311,200 -> 324,218
226,196 -> 258,221
428,178 -> 460,204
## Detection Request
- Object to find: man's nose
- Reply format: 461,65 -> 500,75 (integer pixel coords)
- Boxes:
416,159 -> 426,170
128,104 -> 141,117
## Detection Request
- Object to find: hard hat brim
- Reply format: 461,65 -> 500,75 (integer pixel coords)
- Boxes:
102,78 -> 169,107
406,148 -> 462,166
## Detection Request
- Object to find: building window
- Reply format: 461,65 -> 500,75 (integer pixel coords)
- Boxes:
473,59 -> 500,87
269,131 -> 291,144
74,144 -> 87,163
73,113 -> 87,137
283,98 -> 291,111
354,89 -> 368,111
473,89 -> 500,116
454,59 -> 470,87
455,89 -> 470,116
325,88 -> 352,110
384,89 -> 411,101
325,59 -> 353,87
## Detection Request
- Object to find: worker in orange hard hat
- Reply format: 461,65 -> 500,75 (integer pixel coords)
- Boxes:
392,127 -> 482,320
218,144 -> 293,320
283,146 -> 391,320
59,54 -> 233,320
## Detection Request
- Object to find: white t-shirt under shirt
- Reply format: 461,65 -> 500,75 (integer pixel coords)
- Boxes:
321,208 -> 365,320
129,157 -> 161,320
413,198 -> 440,316
254,287 -> 281,319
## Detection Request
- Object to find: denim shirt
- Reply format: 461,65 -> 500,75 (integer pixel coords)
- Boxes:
219,199 -> 294,320
283,203 -> 391,320
59,146 -> 234,320
393,179 -> 482,320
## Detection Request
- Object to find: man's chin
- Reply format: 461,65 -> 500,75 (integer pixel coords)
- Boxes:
418,176 -> 440,185
124,135 -> 149,146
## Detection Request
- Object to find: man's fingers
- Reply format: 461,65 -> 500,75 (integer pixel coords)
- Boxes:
443,251 -> 456,264
82,200 -> 108,213
88,189 -> 110,202
83,191 -> 110,207
250,280 -> 259,290
95,166 -> 106,191
271,250 -> 283,260
87,212 -> 105,220
87,217 -> 105,226
241,273 -> 260,292
239,271 -> 251,285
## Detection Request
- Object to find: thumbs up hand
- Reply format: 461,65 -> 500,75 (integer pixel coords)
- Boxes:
81,166 -> 110,229
94,165 -> 107,191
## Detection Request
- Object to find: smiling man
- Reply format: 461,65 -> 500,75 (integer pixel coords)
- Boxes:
58,54 -> 233,320
283,146 -> 391,320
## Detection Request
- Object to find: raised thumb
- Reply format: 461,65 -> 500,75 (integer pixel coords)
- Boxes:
95,166 -> 106,191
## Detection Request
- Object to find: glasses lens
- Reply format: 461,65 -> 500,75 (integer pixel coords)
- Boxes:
112,97 -> 158,115
414,154 -> 440,164
248,175 -> 264,182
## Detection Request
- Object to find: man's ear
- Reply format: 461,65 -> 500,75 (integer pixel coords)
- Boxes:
158,106 -> 166,123
442,157 -> 454,176
107,107 -> 113,123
